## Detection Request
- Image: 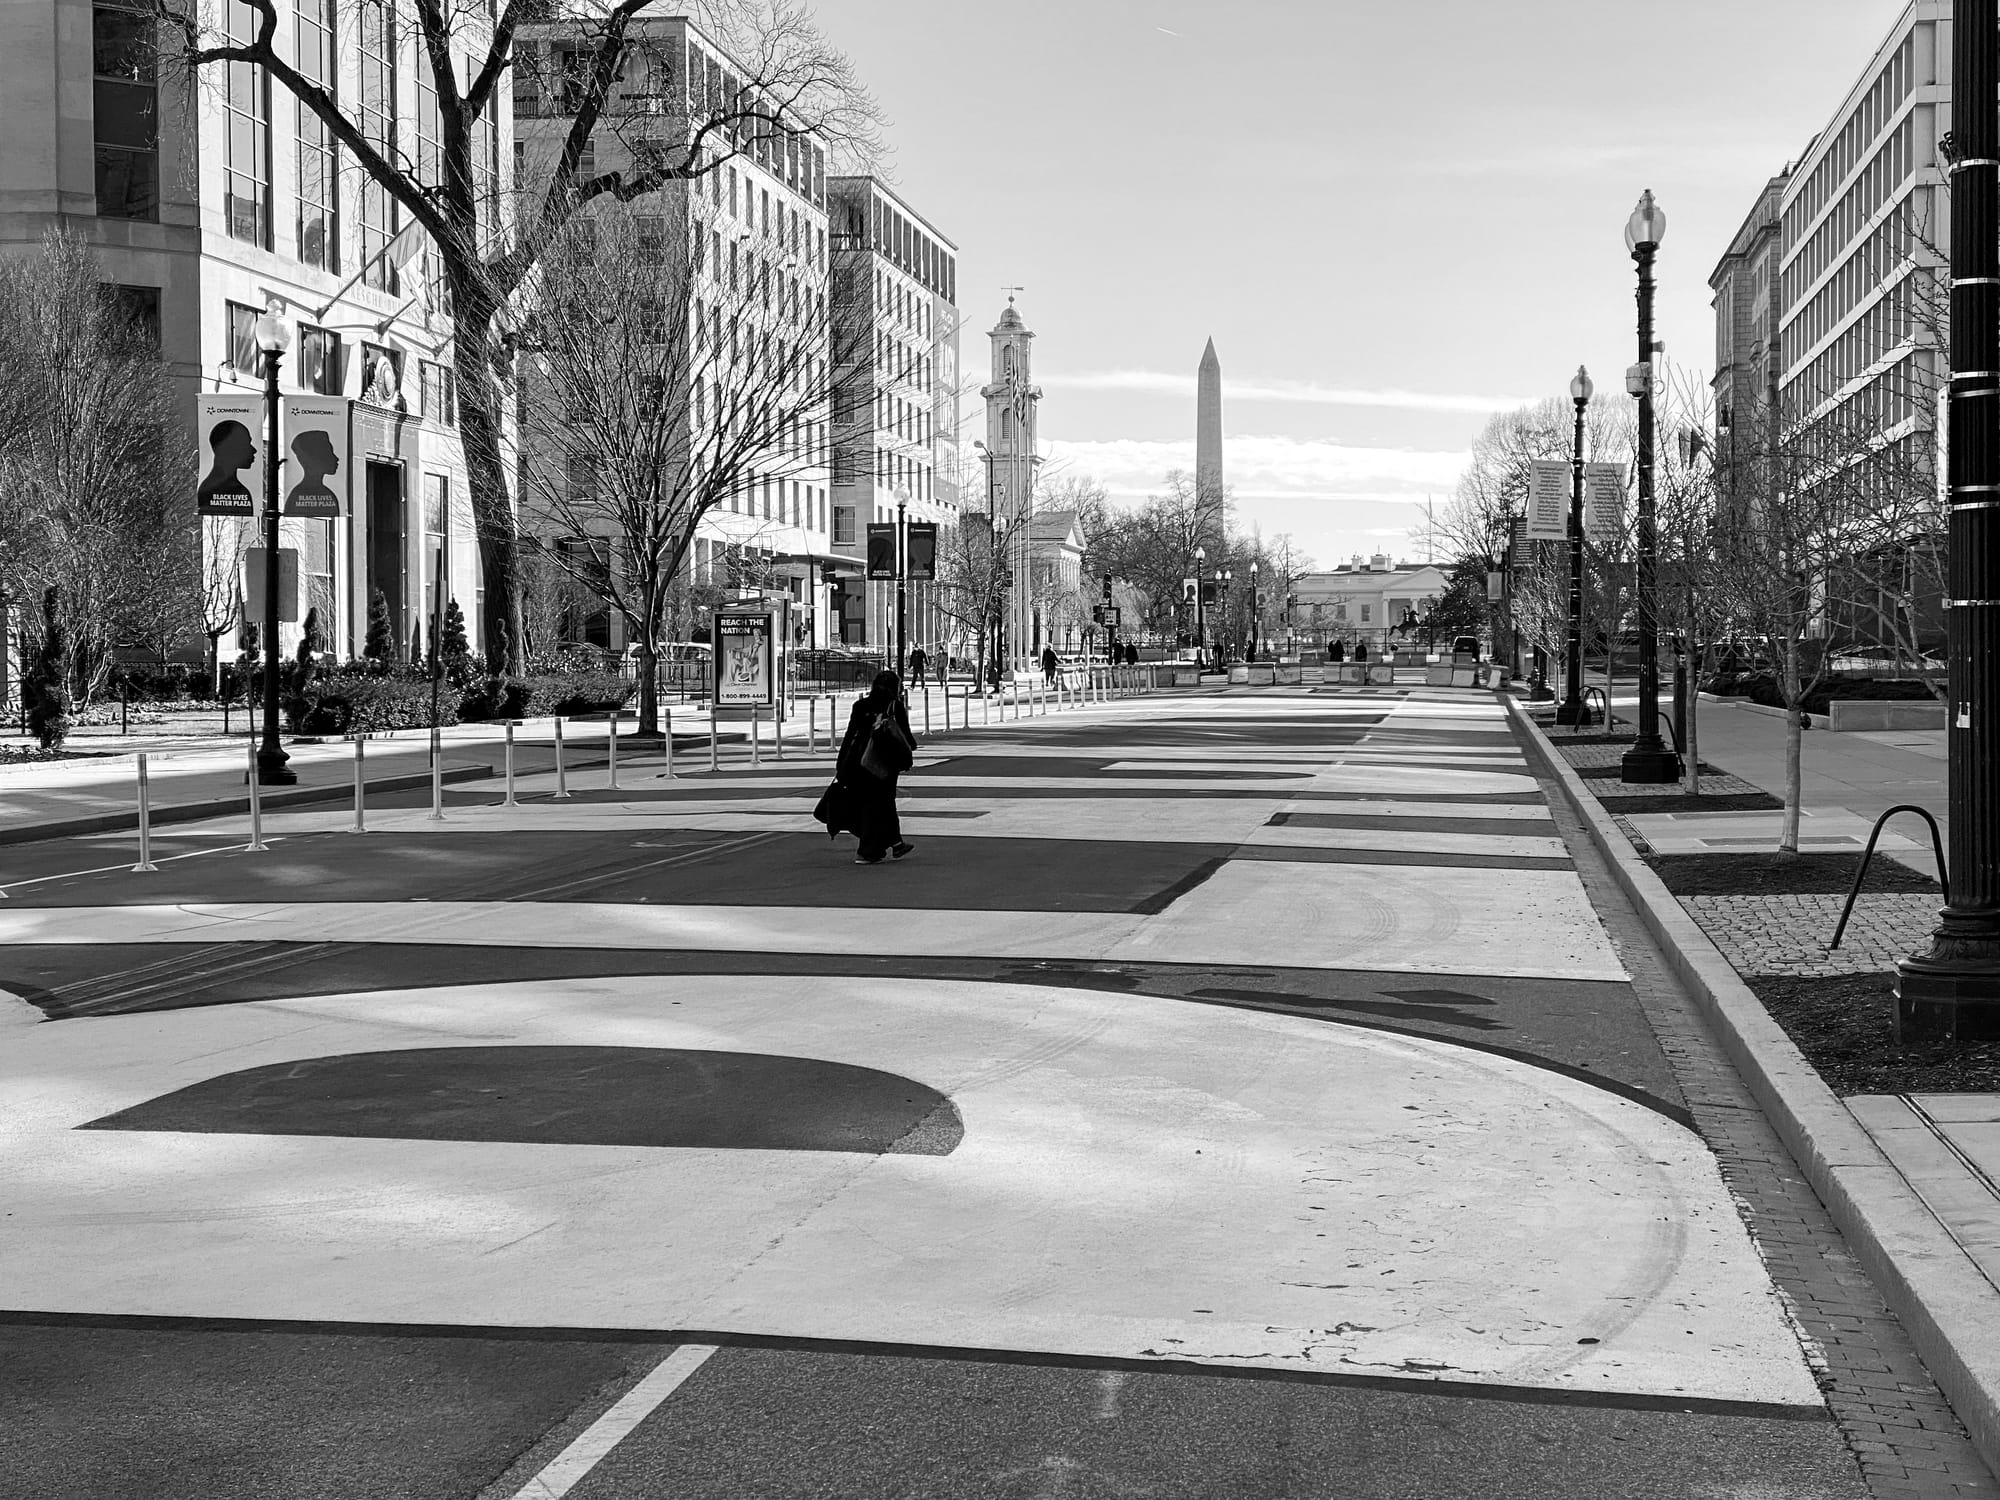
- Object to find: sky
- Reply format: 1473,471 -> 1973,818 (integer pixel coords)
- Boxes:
802,0 -> 1908,571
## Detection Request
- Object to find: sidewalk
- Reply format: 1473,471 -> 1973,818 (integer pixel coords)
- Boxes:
1517,691 -> 2000,1478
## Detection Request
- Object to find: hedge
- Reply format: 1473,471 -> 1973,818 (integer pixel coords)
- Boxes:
457,671 -> 636,722
1700,671 -> 1939,717
287,671 -> 460,736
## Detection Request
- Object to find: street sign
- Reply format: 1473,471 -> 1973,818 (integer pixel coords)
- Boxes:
865,523 -> 897,579
243,547 -> 299,623
197,393 -> 265,516
281,396 -> 349,517
1526,460 -> 1569,540
714,608 -> 777,706
1584,462 -> 1626,539
906,522 -> 938,580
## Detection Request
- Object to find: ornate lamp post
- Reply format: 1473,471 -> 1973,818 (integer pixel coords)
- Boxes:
1220,568 -> 1232,660
1249,561 -> 1260,659
1620,190 -> 1682,782
1557,364 -> 1595,725
1194,544 -> 1206,668
254,309 -> 297,786
1898,0 -> 2000,1035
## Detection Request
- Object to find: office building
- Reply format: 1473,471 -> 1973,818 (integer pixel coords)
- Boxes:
514,12 -> 836,650
825,174 -> 959,649
0,0 -> 507,661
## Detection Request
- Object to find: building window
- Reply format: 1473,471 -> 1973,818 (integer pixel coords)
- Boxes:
221,0 -> 270,245
295,0 -> 338,270
358,0 -> 398,291
566,451 -> 597,504
360,342 -> 403,407
93,0 -> 158,220
420,360 -> 456,426
1360,604 -> 1371,623
299,324 -> 343,394
226,300 -> 261,375
637,215 -> 665,264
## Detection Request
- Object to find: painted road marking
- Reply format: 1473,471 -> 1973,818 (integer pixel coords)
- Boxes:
507,1342 -> 717,1499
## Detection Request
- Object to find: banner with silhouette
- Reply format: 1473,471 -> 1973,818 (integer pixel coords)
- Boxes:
281,397 -> 350,517
196,393 -> 265,516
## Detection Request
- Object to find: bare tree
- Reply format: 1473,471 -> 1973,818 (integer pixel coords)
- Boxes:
514,194 -> 861,733
153,0 -> 882,669
0,229 -> 197,704
197,516 -> 254,691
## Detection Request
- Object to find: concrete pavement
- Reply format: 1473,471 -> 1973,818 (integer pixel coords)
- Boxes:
0,681 -> 1983,1496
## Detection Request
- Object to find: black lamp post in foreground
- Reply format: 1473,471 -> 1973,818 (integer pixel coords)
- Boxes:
1620,190 -> 1682,783
1557,365 -> 1594,725
254,308 -> 297,786
1898,0 -> 2000,1036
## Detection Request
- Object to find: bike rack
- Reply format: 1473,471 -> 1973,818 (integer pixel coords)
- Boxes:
1829,803 -> 1949,950
1574,686 -> 1610,732
1658,709 -> 1684,756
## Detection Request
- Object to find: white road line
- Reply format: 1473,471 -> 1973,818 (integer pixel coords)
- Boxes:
508,1343 -> 718,1499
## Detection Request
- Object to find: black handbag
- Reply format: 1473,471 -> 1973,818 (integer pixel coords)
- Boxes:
812,779 -> 850,838
859,711 -> 912,779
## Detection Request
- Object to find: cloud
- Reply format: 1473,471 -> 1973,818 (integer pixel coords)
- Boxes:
1046,434 -> 1466,500
1038,370 -> 1528,415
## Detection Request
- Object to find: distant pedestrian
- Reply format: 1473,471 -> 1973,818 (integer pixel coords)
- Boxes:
908,646 -> 928,683
837,670 -> 916,865
1329,640 -> 1345,663
1123,642 -> 1138,667
1041,645 -> 1059,685
1353,640 -> 1369,662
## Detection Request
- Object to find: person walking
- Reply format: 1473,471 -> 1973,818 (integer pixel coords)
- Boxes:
1041,645 -> 1059,686
908,646 -> 928,683
836,670 -> 916,865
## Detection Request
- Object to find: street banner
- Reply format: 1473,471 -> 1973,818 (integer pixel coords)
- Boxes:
1584,462 -> 1626,539
281,396 -> 349,517
905,522 -> 938,581
714,608 -> 776,706
196,393 -> 265,516
865,523 -> 897,579
1508,515 -> 1532,568
243,547 -> 299,623
1526,460 -> 1569,540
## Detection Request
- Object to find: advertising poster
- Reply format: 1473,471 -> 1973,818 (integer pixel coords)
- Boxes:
1526,460 -> 1570,540
281,396 -> 349,517
196,393 -> 266,516
715,610 -> 775,706
1584,462 -> 1626,540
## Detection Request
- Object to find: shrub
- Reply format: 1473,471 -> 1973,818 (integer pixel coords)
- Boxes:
286,667 -> 459,735
1700,670 -> 1936,715
27,586 -> 70,749
458,670 -> 636,722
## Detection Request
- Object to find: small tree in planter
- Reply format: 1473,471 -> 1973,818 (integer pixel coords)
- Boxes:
26,586 -> 72,749
286,607 -> 326,732
363,590 -> 394,668
440,598 -> 472,684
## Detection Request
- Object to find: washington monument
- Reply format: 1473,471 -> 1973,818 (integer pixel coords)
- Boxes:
1196,337 -> 1223,507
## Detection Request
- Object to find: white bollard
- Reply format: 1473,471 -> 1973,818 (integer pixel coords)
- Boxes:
504,722 -> 518,806
664,704 -> 675,780
428,723 -> 446,821
709,715 -> 719,772
351,736 -> 366,833
923,685 -> 932,737
751,708 -> 762,768
609,712 -> 622,788
808,695 -> 817,755
246,739 -> 266,851
133,752 -> 157,872
775,701 -> 785,761
554,718 -> 570,799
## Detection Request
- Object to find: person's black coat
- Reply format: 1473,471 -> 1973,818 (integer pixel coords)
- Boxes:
837,693 -> 915,784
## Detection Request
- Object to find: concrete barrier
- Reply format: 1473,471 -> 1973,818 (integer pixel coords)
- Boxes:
1247,663 -> 1276,685
1275,665 -> 1303,686
1425,664 -> 1454,686
1827,699 -> 1947,732
1227,665 -> 1250,684
1171,667 -> 1201,687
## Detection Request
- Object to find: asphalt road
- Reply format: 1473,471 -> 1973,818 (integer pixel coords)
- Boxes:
0,686 -> 1920,1497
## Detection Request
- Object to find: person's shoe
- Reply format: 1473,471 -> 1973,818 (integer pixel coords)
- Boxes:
855,854 -> 885,865
891,842 -> 915,860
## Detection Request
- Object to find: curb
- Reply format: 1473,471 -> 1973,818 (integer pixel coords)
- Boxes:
0,763 -> 497,849
1508,696 -> 2000,1475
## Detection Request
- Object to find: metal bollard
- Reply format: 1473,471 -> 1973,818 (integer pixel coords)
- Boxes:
664,704 -> 675,780
709,716 -> 719,772
428,723 -> 446,821
775,702 -> 785,761
808,696 -> 817,755
246,738 -> 266,851
504,723 -> 519,806
133,753 -> 157,872
751,708 -> 762,768
923,685 -> 931,737
351,736 -> 366,833
554,718 -> 570,799
608,713 -> 620,790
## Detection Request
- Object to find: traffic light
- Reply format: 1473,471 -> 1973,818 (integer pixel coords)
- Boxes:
1091,605 -> 1104,625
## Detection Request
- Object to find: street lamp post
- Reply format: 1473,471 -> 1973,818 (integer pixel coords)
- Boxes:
1898,0 -> 2000,1036
1620,190 -> 1682,782
1557,365 -> 1594,725
1194,544 -> 1206,669
254,309 -> 296,786
1249,561 -> 1260,659
1220,569 -> 1232,661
